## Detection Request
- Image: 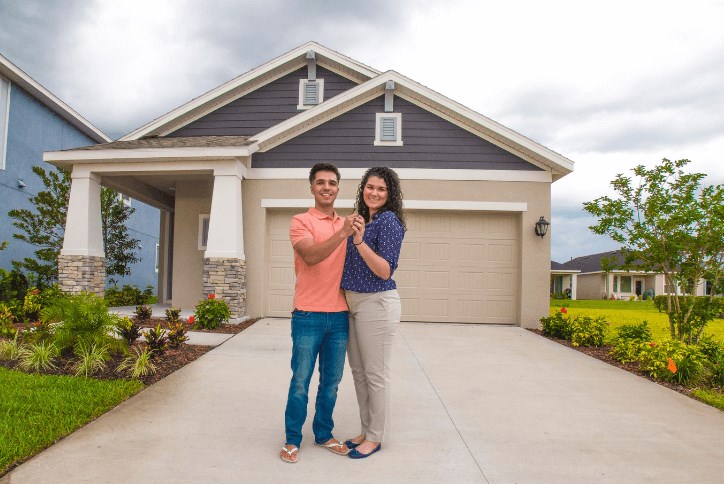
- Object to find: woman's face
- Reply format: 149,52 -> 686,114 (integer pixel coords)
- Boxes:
363,175 -> 388,216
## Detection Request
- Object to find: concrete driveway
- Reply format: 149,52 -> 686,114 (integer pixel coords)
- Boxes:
3,319 -> 724,483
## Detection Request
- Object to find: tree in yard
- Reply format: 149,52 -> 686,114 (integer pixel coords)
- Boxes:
583,158 -> 724,343
8,166 -> 140,287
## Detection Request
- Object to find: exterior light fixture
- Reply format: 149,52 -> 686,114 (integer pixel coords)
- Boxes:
534,216 -> 550,238
17,179 -> 26,188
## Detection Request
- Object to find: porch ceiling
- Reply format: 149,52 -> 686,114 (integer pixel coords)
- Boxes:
101,173 -> 213,211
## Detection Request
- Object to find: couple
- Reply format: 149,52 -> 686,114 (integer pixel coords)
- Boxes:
280,163 -> 405,463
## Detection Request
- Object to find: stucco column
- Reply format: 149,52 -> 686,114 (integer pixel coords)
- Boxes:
570,274 -> 577,300
58,170 -> 106,295
202,170 -> 246,321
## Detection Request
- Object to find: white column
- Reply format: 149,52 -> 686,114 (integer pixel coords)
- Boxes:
570,274 -> 577,300
205,173 -> 245,259
61,170 -> 105,257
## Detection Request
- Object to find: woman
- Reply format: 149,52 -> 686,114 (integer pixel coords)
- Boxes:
341,166 -> 405,459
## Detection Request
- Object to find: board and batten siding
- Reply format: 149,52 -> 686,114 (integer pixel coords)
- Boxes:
168,67 -> 358,137
252,96 -> 542,170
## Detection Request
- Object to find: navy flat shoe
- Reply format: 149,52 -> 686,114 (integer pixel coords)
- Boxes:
348,443 -> 382,459
344,439 -> 361,450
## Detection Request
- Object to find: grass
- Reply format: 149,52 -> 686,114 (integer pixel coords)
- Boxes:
0,367 -> 143,475
550,298 -> 724,344
691,388 -> 724,411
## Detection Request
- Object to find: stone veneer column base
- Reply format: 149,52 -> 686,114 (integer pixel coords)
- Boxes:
58,254 -> 106,297
202,258 -> 246,321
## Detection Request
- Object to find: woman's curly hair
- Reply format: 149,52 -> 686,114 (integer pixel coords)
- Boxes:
354,166 -> 406,230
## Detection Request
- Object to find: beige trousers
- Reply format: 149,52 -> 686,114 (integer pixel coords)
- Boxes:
344,289 -> 401,442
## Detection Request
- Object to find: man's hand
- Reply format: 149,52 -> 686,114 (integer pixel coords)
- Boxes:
341,214 -> 357,238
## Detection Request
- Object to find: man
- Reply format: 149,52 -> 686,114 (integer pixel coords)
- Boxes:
280,162 -> 361,464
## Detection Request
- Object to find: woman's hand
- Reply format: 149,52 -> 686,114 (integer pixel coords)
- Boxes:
352,214 -> 365,245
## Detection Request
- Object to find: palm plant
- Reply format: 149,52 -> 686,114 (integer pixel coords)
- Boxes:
41,293 -> 127,355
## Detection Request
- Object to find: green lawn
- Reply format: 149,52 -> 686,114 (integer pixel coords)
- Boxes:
0,368 -> 143,475
550,299 -> 724,344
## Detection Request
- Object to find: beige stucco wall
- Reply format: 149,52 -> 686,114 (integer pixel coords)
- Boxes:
241,177 -> 551,328
575,273 -> 603,300
170,178 -> 213,311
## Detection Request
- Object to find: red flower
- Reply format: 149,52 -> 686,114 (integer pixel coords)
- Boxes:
649,342 -> 656,347
560,307 -> 567,314
188,315 -> 195,324
208,294 -> 216,300
667,358 -> 677,374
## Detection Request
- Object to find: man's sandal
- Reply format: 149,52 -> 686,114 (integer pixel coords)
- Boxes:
280,445 -> 299,463
314,439 -> 350,456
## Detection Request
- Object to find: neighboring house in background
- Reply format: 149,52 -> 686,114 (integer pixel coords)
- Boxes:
550,261 -> 579,299
0,53 -> 159,290
45,42 -> 574,327
553,250 -> 712,300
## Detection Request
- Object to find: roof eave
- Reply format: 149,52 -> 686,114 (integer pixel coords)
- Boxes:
0,53 -> 111,143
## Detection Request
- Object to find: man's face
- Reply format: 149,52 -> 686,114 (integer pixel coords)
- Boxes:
311,170 -> 339,209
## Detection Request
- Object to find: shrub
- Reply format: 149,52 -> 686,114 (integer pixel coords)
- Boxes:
22,288 -> 43,323
610,339 -> 647,364
639,339 -> 707,386
143,324 -> 167,356
570,316 -> 608,347
540,310 -> 573,340
696,334 -> 723,361
135,305 -> 153,322
165,307 -> 181,324
616,321 -> 653,342
104,284 -> 155,307
707,352 -> 724,388
193,294 -> 230,330
18,341 -> 59,372
72,342 -> 110,377
116,317 -> 142,345
0,268 -> 29,305
116,346 -> 157,378
167,321 -> 189,349
0,303 -> 18,339
41,293 -> 126,355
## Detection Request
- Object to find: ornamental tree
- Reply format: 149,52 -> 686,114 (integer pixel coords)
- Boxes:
583,158 -> 724,343
8,166 -> 140,286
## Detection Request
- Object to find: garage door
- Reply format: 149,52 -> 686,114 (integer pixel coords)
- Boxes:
264,209 -> 519,323
397,211 -> 519,324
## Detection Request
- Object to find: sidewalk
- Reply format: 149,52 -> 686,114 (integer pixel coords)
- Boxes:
3,319 -> 724,483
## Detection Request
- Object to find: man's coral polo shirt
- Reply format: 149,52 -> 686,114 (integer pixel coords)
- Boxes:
289,207 -> 348,312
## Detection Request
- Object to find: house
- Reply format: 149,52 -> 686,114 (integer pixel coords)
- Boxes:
44,42 -> 574,327
0,53 -> 159,290
553,250 -> 712,300
550,261 -> 579,299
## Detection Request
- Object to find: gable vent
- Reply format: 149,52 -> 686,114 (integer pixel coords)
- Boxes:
304,82 -> 319,105
380,116 -> 397,141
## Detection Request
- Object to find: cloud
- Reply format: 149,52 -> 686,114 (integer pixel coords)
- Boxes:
0,0 -> 412,139
496,42 -> 724,153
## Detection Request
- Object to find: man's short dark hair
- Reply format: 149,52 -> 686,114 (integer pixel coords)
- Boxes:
309,163 -> 341,184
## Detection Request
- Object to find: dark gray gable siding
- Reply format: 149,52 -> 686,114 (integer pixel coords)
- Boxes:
168,67 -> 357,137
253,96 -> 543,170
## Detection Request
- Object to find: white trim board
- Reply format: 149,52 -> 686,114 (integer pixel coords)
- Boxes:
261,199 -> 528,212
249,168 -> 551,182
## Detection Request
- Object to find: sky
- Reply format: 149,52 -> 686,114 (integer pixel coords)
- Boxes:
2,0 -> 723,263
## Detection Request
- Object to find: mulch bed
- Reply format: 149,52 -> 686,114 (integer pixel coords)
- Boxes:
527,328 -> 694,398
3,318 -> 260,386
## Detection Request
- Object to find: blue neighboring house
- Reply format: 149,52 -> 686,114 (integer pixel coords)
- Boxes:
0,53 -> 159,290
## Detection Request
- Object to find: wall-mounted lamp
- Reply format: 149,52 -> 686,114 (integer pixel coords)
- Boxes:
534,216 -> 550,238
17,179 -> 26,188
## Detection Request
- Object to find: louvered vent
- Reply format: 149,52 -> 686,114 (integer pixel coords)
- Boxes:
380,117 -> 397,141
303,82 -> 319,105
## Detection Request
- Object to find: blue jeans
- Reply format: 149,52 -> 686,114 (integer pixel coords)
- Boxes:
284,310 -> 349,447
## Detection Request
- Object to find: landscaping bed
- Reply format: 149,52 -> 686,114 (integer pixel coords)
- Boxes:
4,318 -> 259,385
